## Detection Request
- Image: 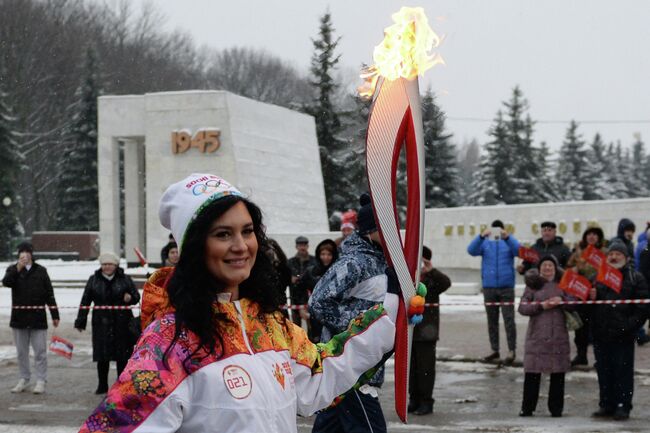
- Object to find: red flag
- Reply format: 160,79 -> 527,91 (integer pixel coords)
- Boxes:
558,269 -> 591,301
596,262 -> 623,293
134,247 -> 148,267
581,244 -> 606,269
49,335 -> 74,359
519,246 -> 540,263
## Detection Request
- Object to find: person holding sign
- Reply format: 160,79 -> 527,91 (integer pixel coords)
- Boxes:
589,240 -> 649,421
467,219 -> 520,365
518,256 -> 573,418
566,226 -> 606,367
517,221 -> 570,274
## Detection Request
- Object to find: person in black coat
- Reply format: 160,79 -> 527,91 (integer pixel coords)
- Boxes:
408,246 -> 451,416
74,252 -> 140,394
588,240 -> 649,421
518,221 -> 571,274
3,242 -> 59,394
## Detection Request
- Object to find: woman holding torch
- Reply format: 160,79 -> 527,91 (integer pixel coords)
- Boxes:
78,173 -> 397,433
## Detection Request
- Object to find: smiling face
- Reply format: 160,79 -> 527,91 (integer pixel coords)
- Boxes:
539,260 -> 556,281
607,250 -> 626,269
205,201 -> 258,295
585,231 -> 600,246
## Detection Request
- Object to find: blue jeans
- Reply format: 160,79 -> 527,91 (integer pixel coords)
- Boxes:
312,389 -> 387,433
593,340 -> 635,411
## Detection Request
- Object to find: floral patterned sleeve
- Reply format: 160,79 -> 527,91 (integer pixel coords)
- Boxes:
78,315 -> 212,433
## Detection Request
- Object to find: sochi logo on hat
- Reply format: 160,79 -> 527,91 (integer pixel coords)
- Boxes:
159,173 -> 244,251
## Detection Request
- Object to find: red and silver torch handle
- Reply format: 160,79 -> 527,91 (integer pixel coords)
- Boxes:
366,75 -> 425,423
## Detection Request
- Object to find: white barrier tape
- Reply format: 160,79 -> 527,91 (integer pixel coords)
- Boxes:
4,299 -> 650,310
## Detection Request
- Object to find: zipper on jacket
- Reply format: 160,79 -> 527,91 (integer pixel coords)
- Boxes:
233,301 -> 254,354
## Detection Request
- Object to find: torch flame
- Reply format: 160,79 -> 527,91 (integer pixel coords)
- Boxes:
359,7 -> 444,98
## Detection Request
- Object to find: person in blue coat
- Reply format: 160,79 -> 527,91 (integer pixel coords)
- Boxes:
467,219 -> 520,365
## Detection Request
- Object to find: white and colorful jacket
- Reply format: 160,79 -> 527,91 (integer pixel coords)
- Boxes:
79,269 -> 396,433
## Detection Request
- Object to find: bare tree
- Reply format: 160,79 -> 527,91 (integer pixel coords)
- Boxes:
203,46 -> 313,109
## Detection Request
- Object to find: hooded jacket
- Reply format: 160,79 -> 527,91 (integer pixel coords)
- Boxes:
297,239 -> 339,296
635,230 -> 648,269
308,231 -> 389,386
79,268 -> 397,433
610,218 -> 636,261
467,234 -> 520,288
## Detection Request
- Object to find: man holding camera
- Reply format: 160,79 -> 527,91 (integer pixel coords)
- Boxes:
2,242 -> 59,394
468,220 -> 520,365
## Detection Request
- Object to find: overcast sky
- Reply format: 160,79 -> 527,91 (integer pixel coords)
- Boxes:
131,0 -> 650,152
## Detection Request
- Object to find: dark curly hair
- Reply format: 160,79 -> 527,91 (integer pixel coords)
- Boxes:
164,195 -> 284,369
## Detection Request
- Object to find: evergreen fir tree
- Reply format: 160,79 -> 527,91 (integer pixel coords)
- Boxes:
0,78 -> 21,259
628,135 -> 649,197
534,141 -> 559,202
306,11 -> 354,225
421,89 -> 460,208
469,111 -> 506,205
583,133 -> 611,200
54,47 -> 101,230
471,86 -> 552,205
456,139 -> 480,205
605,142 -> 629,199
556,120 -> 588,201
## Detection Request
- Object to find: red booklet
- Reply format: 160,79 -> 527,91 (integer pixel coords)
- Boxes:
519,246 -> 540,263
596,262 -> 623,294
580,244 -> 606,269
558,269 -> 591,301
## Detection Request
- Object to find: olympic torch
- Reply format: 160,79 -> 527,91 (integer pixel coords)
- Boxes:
361,7 -> 444,423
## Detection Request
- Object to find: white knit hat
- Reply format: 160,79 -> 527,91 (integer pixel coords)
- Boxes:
98,252 -> 120,265
159,173 -> 244,251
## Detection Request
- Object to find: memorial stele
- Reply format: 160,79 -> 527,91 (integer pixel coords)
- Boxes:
97,90 -> 329,263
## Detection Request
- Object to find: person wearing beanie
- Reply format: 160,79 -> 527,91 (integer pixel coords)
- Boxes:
74,252 -> 140,394
588,238 -> 649,421
610,218 -> 636,265
408,246 -> 451,416
518,221 -> 571,275
467,219 -> 521,365
3,242 -> 59,394
309,192 -> 397,433
566,226 -> 606,366
79,173 -> 397,433
518,255 -> 572,418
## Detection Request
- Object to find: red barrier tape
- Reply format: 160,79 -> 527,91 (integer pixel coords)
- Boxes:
4,299 -> 650,310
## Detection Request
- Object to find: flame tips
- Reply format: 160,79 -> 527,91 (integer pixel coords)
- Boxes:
359,6 -> 444,98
